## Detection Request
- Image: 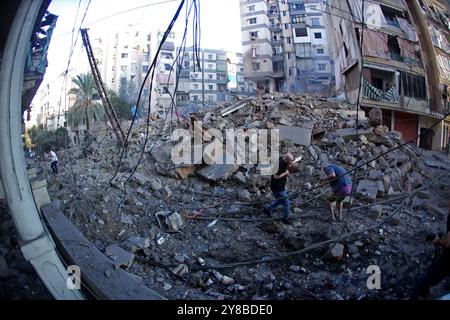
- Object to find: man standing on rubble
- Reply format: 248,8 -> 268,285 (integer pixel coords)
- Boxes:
47,148 -> 58,175
321,162 -> 352,221
264,153 -> 294,224
410,198 -> 450,299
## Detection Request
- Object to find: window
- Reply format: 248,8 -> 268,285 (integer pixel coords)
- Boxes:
164,64 -> 172,71
314,32 -> 322,39
248,18 -> 257,25
286,37 -> 291,44
292,15 -> 306,24
252,48 -> 258,57
311,18 -> 320,26
250,31 -> 258,40
309,5 -> 317,11
143,65 -> 149,73
284,24 -> 289,30
193,84 -> 199,89
247,5 -> 255,12
317,48 -> 324,54
252,62 -> 260,71
208,85 -> 214,90
295,43 -> 312,57
290,3 -> 305,11
400,72 -> 426,100
143,53 -> 150,61
162,87 -> 169,94
295,27 -> 308,37
208,54 -> 213,60
283,11 -> 287,16
208,74 -> 213,79
121,53 -> 128,58
318,64 -> 326,71
120,66 -> 127,72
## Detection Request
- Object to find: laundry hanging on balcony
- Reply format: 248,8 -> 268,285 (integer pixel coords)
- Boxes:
363,80 -> 398,102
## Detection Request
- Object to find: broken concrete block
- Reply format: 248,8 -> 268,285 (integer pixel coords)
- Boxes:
399,162 -> 412,177
308,146 -> 318,162
356,180 -> 378,202
222,275 -> 235,285
278,124 -> 313,147
368,170 -> 382,180
359,135 -> 369,145
239,190 -> 252,202
329,243 -> 345,261
172,264 -> 189,277
417,190 -> 430,199
368,205 -> 383,219
133,173 -> 148,185
290,265 -> 301,272
120,215 -> 135,225
168,212 -> 184,231
161,186 -> 173,199
148,178 -> 162,191
339,110 -> 367,121
123,236 -> 150,253
335,128 -> 371,141
368,108 -> 382,127
376,180 -> 385,197
382,175 -> 391,193
235,171 -> 246,183
197,163 -> 239,181
422,201 -> 447,219
105,244 -> 134,269
347,244 -> 358,255
305,165 -> 314,176
163,283 -> 172,291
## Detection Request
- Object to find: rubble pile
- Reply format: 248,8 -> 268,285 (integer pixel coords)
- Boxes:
42,93 -> 450,300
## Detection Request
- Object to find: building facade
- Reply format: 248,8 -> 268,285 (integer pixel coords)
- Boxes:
325,0 -> 450,150
93,25 -> 176,115
176,47 -> 253,108
239,0 -> 335,96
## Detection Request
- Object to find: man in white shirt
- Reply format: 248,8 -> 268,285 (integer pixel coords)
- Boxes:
48,149 -> 58,174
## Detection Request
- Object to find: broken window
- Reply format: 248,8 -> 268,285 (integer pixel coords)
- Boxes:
388,35 -> 401,61
252,62 -> 260,71
250,31 -> 258,40
295,27 -> 308,37
380,5 -> 403,27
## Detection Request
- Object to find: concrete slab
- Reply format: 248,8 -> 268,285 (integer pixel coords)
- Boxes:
356,180 -> 378,202
335,128 -> 372,141
41,201 -> 165,300
197,163 -> 239,181
105,245 -> 134,270
278,123 -> 314,147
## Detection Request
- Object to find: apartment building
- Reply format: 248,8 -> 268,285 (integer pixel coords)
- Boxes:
325,0 -> 449,150
93,25 -> 176,115
239,0 -> 335,96
176,47 -> 252,108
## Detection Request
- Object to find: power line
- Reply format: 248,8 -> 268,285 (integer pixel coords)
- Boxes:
53,0 -> 181,38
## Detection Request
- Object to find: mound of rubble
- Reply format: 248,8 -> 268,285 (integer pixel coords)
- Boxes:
42,93 -> 450,300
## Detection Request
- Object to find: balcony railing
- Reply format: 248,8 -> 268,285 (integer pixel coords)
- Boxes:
363,80 -> 398,102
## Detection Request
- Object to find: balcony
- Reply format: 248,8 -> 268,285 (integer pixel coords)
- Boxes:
270,24 -> 282,33
363,80 -> 398,103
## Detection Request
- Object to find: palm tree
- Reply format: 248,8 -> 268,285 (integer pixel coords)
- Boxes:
67,73 -> 105,131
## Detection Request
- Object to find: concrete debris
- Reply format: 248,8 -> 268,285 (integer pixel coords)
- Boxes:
40,92 -> 450,300
105,244 -> 134,269
123,236 -> 150,253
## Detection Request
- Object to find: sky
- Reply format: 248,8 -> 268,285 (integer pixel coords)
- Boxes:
46,0 -> 243,81
29,0 -> 243,125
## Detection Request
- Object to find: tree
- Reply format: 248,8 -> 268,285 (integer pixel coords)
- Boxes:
108,89 -> 132,120
28,125 -> 69,155
67,73 -> 105,131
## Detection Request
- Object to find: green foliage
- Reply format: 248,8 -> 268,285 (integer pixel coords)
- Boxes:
28,125 -> 69,155
108,89 -> 132,120
67,72 -> 105,131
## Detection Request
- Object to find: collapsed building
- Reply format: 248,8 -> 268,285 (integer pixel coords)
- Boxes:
325,0 -> 450,151
25,93 -> 450,300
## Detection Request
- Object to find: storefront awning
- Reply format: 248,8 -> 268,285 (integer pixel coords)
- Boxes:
363,62 -> 395,72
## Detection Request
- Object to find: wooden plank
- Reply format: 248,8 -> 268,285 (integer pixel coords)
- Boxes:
41,200 -> 165,300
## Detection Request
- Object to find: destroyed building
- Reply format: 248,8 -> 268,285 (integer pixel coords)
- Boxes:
325,0 -> 450,151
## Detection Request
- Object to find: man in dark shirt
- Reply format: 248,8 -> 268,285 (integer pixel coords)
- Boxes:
264,153 -> 294,223
410,198 -> 450,299
321,162 -> 352,221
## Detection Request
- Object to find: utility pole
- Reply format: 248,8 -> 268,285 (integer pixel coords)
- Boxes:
80,29 -> 125,145
405,0 -> 443,114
